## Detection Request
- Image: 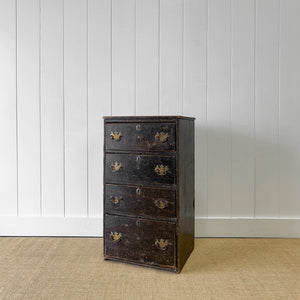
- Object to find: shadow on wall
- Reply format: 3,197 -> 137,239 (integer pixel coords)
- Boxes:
193,122 -> 298,218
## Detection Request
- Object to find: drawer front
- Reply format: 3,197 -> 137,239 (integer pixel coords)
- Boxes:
105,184 -> 176,220
105,122 -> 176,151
105,153 -> 176,185
105,214 -> 176,268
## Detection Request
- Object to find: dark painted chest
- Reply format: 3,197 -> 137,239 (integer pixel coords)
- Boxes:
103,116 -> 195,273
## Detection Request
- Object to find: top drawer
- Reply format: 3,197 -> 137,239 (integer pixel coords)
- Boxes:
105,122 -> 176,152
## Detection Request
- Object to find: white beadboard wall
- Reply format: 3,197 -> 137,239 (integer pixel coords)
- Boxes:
1,0 -> 300,237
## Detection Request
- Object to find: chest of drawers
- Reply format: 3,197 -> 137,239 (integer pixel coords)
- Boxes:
103,116 -> 195,273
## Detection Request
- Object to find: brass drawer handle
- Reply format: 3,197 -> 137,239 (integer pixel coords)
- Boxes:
155,164 -> 169,176
110,131 -> 122,141
154,198 -> 168,209
155,131 -> 169,143
111,162 -> 122,172
110,196 -> 123,204
155,239 -> 169,250
110,232 -> 122,242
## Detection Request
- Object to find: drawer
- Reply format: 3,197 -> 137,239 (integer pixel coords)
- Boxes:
105,122 -> 176,151
104,214 -> 176,268
105,153 -> 176,186
105,184 -> 176,220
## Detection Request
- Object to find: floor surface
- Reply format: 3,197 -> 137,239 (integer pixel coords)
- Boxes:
0,238 -> 299,299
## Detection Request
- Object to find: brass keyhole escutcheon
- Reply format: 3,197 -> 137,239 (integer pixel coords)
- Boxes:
136,187 -> 141,195
136,124 -> 141,131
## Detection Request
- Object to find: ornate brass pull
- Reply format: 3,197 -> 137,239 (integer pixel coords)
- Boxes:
111,162 -> 122,172
154,198 -> 168,209
110,131 -> 122,141
110,232 -> 122,242
155,239 -> 169,250
110,196 -> 123,204
155,164 -> 169,176
155,131 -> 169,143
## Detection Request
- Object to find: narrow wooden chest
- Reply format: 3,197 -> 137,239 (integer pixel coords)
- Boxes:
103,116 -> 195,273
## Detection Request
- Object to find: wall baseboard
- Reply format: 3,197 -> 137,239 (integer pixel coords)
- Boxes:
1,217 -> 300,237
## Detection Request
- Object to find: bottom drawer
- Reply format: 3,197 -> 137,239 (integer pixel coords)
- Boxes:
104,214 -> 176,268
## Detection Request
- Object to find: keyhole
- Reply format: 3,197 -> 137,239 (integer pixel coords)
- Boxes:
136,156 -> 141,169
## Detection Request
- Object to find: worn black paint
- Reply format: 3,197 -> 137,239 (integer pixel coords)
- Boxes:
103,116 -> 195,273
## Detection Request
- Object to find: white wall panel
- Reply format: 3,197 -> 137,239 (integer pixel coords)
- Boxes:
88,0 -> 111,217
64,0 -> 88,216
136,0 -> 159,115
160,0 -> 183,115
17,0 -> 41,216
183,0 -> 207,217
279,0 -> 300,217
231,0 -> 255,217
0,0 -> 17,216
207,0 -> 231,217
40,0 -> 64,216
255,0 -> 280,217
1,0 -> 300,236
112,0 -> 136,115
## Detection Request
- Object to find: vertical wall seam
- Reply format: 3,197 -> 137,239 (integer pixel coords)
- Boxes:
15,0 -> 19,217
181,0 -> 184,115
158,0 -> 161,115
110,0 -> 113,116
205,0 -> 209,218
39,0 -> 42,216
278,0 -> 281,218
62,0 -> 66,217
86,0 -> 89,217
134,0 -> 137,116
230,0 -> 233,218
253,0 -> 257,219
